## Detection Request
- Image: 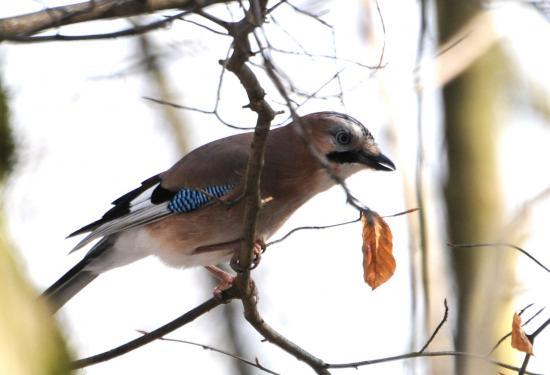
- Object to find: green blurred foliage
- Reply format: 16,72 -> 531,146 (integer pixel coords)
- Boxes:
0,77 -> 14,182
0,74 -> 70,374
0,221 -> 71,375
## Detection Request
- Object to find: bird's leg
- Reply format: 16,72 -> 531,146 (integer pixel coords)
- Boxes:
195,239 -> 266,271
205,265 -> 235,298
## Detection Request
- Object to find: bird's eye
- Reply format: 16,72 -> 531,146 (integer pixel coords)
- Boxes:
335,130 -> 352,145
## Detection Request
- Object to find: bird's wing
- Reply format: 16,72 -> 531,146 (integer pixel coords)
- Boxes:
68,133 -> 252,252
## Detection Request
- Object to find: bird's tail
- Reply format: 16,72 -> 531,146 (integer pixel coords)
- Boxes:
42,237 -> 112,312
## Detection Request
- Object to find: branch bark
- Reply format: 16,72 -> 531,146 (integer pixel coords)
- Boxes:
72,289 -> 236,369
220,2 -> 329,374
0,0 -> 228,40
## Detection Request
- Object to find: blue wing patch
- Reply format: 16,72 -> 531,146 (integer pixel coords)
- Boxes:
168,184 -> 234,213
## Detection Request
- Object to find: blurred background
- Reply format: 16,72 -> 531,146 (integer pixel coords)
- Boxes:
0,0 -> 549,374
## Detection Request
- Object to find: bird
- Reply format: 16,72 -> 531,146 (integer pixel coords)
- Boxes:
43,111 -> 395,312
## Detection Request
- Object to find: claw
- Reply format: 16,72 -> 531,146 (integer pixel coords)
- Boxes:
231,239 -> 265,272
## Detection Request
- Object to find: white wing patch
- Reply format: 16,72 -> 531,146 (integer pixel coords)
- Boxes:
70,183 -> 171,252
128,184 -> 160,212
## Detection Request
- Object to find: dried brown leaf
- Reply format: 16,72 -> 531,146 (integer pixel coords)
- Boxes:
511,313 -> 534,355
361,211 -> 395,290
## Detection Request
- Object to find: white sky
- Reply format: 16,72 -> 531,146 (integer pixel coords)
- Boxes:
1,1 -> 549,374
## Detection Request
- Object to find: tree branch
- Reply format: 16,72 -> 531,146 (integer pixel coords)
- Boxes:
214,2 -> 329,374
0,0 -> 228,41
326,351 -> 542,374
7,10 -> 192,42
419,299 -> 449,353
448,242 -> 550,274
72,287 -> 237,369
489,304 -> 544,354
519,316 -> 550,375
136,331 -> 280,375
267,208 -> 418,248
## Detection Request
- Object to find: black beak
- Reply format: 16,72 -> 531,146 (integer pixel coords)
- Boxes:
359,151 -> 396,171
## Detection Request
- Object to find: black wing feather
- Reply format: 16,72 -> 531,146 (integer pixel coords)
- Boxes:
67,174 -> 173,238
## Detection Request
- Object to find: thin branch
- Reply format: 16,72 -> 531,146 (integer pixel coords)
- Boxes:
0,0 -> 228,41
240,301 -> 329,375
266,214 -> 361,247
267,208 -> 418,248
269,45 -> 384,69
136,331 -> 280,375
284,1 -> 330,27
196,9 -> 231,29
144,96 -> 216,115
266,0 -> 288,14
177,17 -> 230,36
4,11 -> 194,42
294,69 -> 345,111
384,207 -> 420,218
143,97 -> 254,130
519,354 -> 532,375
519,303 -> 535,315
529,316 -> 550,338
326,350 -> 542,374
436,32 -> 470,58
490,305 -> 545,354
448,243 -> 550,274
143,42 -> 259,130
372,0 -> 387,75
519,317 -> 550,375
419,299 -> 449,353
72,288 -> 237,369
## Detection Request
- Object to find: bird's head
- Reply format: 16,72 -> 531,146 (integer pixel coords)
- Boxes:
299,112 -> 395,177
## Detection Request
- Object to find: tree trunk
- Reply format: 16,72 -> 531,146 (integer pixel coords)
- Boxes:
436,1 -> 516,373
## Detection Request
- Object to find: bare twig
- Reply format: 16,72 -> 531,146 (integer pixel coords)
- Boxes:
519,317 -> 550,375
294,69 -> 346,111
143,97 -> 254,130
284,1 -> 330,27
177,17 -> 230,36
419,299 -> 449,353
490,305 -> 545,354
136,331 -> 280,375
373,0 -> 387,75
269,45 -> 384,70
72,287 -> 237,369
196,9 -> 231,28
384,207 -> 420,218
326,351 -> 541,374
143,40 -> 259,130
448,243 -> 550,274
144,96 -> 218,115
267,208 -> 418,247
267,214 -> 362,247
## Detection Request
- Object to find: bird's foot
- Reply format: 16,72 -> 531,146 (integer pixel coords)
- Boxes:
205,265 -> 235,300
230,239 -> 266,272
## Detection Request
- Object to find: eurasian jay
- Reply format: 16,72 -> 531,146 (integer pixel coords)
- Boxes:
44,111 -> 395,311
